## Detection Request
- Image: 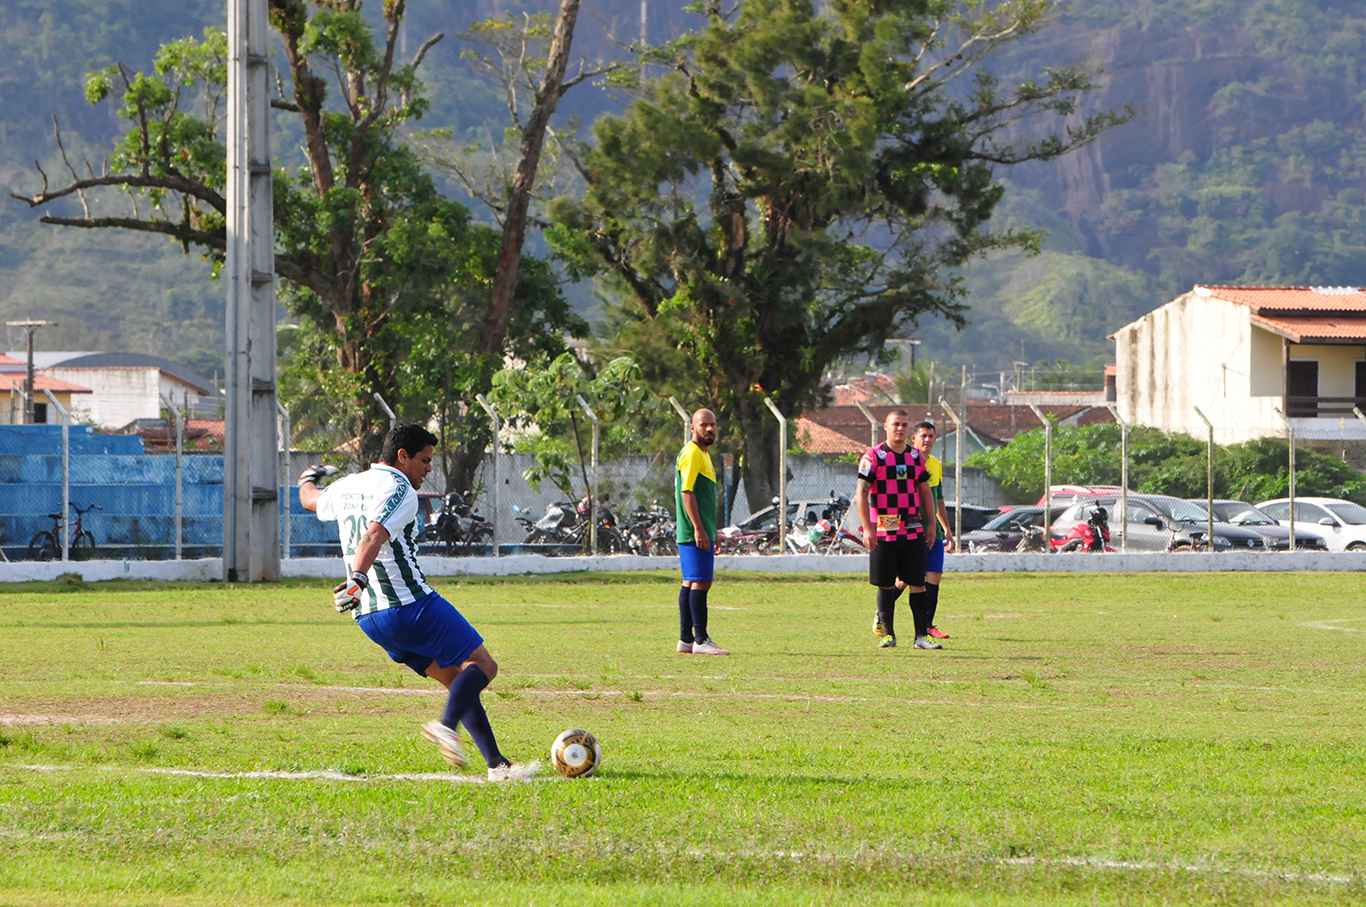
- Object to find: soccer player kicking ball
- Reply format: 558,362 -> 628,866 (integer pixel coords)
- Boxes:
299,423 -> 536,781
853,410 -> 940,650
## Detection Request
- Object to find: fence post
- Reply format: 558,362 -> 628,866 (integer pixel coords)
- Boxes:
762,397 -> 787,554
940,398 -> 964,544
1027,404 -> 1052,552
1105,405 -> 1129,552
372,392 -> 396,431
1274,407 -> 1296,551
1192,407 -> 1216,555
475,394 -> 501,557
853,401 -> 878,449
667,396 -> 690,445
576,395 -> 600,555
163,395 -> 185,560
43,390 -> 70,561
275,401 -> 290,560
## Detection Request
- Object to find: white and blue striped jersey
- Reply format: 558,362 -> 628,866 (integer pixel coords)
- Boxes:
315,464 -> 433,616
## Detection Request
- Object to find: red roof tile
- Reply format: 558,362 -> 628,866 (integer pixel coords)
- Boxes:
0,373 -> 92,393
1250,315 -> 1366,343
1198,285 -> 1366,313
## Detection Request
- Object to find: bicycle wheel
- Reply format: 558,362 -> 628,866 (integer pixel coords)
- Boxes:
27,531 -> 57,561
71,531 -> 96,560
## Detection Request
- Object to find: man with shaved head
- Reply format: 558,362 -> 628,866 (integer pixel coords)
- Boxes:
673,408 -> 728,655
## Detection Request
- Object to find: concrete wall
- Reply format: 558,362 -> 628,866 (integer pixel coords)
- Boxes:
4,551 -> 1365,582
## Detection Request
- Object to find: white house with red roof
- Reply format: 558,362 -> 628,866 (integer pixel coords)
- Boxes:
1111,285 -> 1366,445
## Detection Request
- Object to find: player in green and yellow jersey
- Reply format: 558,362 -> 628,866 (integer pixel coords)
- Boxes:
674,408 -> 728,655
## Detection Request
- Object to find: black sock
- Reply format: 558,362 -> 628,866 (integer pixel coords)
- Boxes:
909,590 -> 930,638
689,587 -> 709,643
876,586 -> 901,637
460,698 -> 507,769
926,583 -> 940,626
678,585 -> 692,643
441,664 -> 490,729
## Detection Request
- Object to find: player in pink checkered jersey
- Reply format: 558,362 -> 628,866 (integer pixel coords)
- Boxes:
852,409 -> 940,650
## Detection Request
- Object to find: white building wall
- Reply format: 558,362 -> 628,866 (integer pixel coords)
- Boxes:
45,367 -> 161,428
1116,293 -> 1284,444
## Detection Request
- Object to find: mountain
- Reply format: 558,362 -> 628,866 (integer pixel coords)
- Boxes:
1,0 -> 1361,378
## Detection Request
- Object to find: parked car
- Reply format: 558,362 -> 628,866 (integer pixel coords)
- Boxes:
1255,497 -> 1366,552
944,503 -> 1000,534
959,506 -> 1069,553
1050,493 -> 1267,552
1197,500 -> 1327,551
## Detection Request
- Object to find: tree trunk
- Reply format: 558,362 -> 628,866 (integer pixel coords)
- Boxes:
738,404 -> 779,514
479,0 -> 581,357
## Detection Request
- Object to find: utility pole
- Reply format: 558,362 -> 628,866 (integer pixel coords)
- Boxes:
6,320 -> 56,424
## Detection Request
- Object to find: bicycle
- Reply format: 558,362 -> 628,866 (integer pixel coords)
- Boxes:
27,503 -> 100,561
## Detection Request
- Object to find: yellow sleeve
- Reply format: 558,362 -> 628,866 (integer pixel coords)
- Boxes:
677,445 -> 705,493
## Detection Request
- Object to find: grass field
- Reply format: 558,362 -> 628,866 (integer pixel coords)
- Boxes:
1,570 -> 1363,905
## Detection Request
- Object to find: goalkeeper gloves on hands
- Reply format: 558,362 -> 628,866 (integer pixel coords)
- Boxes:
333,570 -> 368,613
299,464 -> 338,486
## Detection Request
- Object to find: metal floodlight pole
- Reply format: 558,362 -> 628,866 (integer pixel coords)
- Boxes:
372,392 -> 397,431
940,398 -> 964,543
163,395 -> 185,560
43,390 -> 70,561
667,396 -> 690,445
762,397 -> 787,553
854,401 -> 879,449
1274,407 -> 1296,551
224,0 -> 280,581
1193,406 -> 1216,555
275,401 -> 290,560
576,395 -> 600,555
1105,405 -> 1130,552
1027,405 -> 1052,552
475,394 -> 501,557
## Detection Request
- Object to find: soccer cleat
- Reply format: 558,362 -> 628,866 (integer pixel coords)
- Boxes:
691,637 -> 729,656
927,625 -> 950,640
913,636 -> 943,650
487,760 -> 542,782
676,640 -> 693,654
878,634 -> 897,649
421,720 -> 467,768
873,614 -> 887,638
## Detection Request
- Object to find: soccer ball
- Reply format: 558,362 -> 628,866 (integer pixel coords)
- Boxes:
550,728 -> 601,778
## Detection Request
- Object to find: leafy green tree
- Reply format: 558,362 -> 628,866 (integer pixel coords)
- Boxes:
548,0 -> 1127,505
969,424 -> 1366,504
10,0 -> 581,479
489,352 -> 668,507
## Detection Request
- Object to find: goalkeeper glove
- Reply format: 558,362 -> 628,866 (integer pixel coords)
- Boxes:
333,570 -> 368,613
299,464 -> 338,486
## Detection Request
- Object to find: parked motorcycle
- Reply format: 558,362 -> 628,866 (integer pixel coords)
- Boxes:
428,492 -> 493,554
623,503 -> 677,556
1054,505 -> 1112,553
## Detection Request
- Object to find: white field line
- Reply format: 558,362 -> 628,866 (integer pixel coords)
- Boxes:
0,714 -> 121,726
132,680 -> 1109,712
1299,617 -> 1366,633
5,762 -> 544,786
999,855 -> 1355,886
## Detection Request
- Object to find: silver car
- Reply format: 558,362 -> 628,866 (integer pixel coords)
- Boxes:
1050,494 -> 1266,552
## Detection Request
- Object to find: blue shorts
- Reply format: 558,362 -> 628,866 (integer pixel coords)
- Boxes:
678,542 -> 715,582
927,536 -> 946,573
356,591 -> 484,677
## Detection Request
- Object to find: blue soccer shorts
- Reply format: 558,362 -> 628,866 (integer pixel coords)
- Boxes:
678,541 -> 716,582
356,591 -> 484,677
926,536 -> 946,573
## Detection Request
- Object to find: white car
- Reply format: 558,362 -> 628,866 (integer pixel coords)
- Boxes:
1254,497 -> 1366,552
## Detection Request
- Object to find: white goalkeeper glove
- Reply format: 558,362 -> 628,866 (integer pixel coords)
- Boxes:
333,570 -> 368,613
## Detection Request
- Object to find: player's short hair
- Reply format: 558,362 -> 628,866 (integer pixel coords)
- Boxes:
380,424 -> 438,465
913,420 -> 936,433
884,408 -> 909,421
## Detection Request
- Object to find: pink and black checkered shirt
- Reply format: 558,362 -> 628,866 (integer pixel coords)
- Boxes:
857,443 -> 928,541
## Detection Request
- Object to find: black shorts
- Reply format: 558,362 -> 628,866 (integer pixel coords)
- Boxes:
869,536 -> 927,588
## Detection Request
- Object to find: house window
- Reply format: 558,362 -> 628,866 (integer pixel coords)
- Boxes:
1356,361 -> 1365,405
1285,361 -> 1318,417
33,402 -> 48,424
